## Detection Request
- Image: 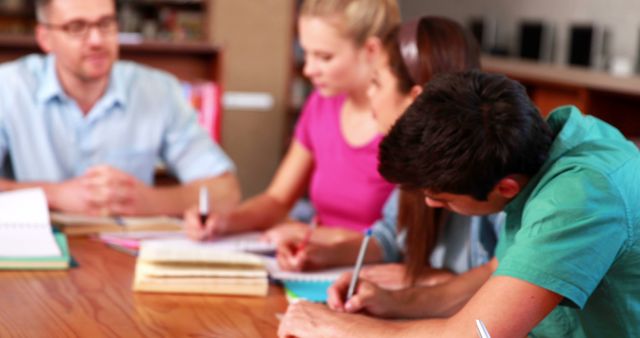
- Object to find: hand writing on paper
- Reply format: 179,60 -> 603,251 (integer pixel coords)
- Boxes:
326,271 -> 400,318
275,241 -> 334,271
268,221 -> 321,270
263,221 -> 309,245
184,205 -> 230,241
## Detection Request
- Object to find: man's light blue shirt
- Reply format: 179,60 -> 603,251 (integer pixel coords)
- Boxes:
0,54 -> 234,185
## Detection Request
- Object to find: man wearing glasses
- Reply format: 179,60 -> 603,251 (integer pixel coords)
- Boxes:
0,0 -> 241,217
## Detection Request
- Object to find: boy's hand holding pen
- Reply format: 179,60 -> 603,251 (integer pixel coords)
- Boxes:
324,229 -> 403,317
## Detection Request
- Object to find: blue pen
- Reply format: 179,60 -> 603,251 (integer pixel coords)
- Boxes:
113,216 -> 125,227
346,228 -> 372,300
476,319 -> 491,338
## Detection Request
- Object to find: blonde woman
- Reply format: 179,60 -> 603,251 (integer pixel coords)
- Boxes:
185,0 -> 399,270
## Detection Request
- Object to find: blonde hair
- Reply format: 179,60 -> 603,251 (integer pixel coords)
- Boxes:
300,0 -> 401,46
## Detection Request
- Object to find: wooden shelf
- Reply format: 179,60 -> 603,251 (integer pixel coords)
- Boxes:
123,0 -> 203,9
483,55 -> 640,137
125,0 -> 203,5
0,34 -> 36,48
483,56 -> 640,97
0,4 -> 34,18
0,34 -> 217,53
120,39 -> 218,55
0,34 -> 220,82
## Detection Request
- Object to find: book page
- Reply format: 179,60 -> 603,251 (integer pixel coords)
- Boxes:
140,232 -> 275,254
138,260 -> 267,278
98,231 -> 183,249
101,231 -> 274,257
204,232 -> 275,254
139,238 -> 266,266
0,188 -> 61,257
263,257 -> 352,282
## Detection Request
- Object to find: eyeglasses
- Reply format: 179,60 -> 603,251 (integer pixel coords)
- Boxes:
40,16 -> 118,39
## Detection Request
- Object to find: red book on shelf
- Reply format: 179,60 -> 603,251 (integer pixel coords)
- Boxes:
183,81 -> 222,143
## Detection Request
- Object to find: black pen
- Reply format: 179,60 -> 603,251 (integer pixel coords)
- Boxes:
199,186 -> 209,224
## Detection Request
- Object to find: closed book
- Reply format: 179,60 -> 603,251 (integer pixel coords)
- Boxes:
51,212 -> 182,235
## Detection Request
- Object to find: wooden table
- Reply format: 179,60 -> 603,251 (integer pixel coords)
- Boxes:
0,237 -> 288,337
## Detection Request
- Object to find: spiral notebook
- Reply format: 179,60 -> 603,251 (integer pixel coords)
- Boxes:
0,188 -> 70,269
264,257 -> 352,302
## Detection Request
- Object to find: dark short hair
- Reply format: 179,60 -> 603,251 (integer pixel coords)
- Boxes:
378,70 -> 553,200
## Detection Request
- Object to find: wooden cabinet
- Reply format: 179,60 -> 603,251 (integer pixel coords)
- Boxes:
483,56 -> 640,141
0,35 -> 220,83
117,0 -> 210,42
0,0 -> 219,83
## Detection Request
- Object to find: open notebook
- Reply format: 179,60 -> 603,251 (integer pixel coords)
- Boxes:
264,257 -> 353,302
98,231 -> 275,255
133,238 -> 269,296
0,188 -> 70,269
51,212 -> 183,235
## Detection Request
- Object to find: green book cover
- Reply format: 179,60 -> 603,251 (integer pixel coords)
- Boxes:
0,231 -> 70,270
283,280 -> 333,303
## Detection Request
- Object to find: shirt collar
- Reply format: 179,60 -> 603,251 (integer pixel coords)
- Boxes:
102,64 -> 127,109
36,54 -> 66,104
35,54 -> 127,109
503,106 -> 579,216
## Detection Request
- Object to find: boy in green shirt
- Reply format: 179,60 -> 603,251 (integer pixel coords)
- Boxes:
278,71 -> 640,338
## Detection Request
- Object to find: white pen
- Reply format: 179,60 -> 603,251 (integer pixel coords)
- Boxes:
199,186 -> 209,224
475,319 -> 491,338
346,228 -> 372,300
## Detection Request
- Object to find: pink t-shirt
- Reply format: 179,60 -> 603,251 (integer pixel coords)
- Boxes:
294,91 -> 394,232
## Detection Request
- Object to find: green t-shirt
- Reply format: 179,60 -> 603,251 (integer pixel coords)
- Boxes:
494,106 -> 640,337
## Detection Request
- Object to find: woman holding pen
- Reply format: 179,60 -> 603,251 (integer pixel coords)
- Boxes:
184,0 -> 398,258
277,16 -> 500,286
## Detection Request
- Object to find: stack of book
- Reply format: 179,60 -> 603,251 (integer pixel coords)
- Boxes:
182,81 -> 221,142
133,238 -> 270,296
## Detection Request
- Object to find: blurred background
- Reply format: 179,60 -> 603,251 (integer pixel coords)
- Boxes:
0,0 -> 638,196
